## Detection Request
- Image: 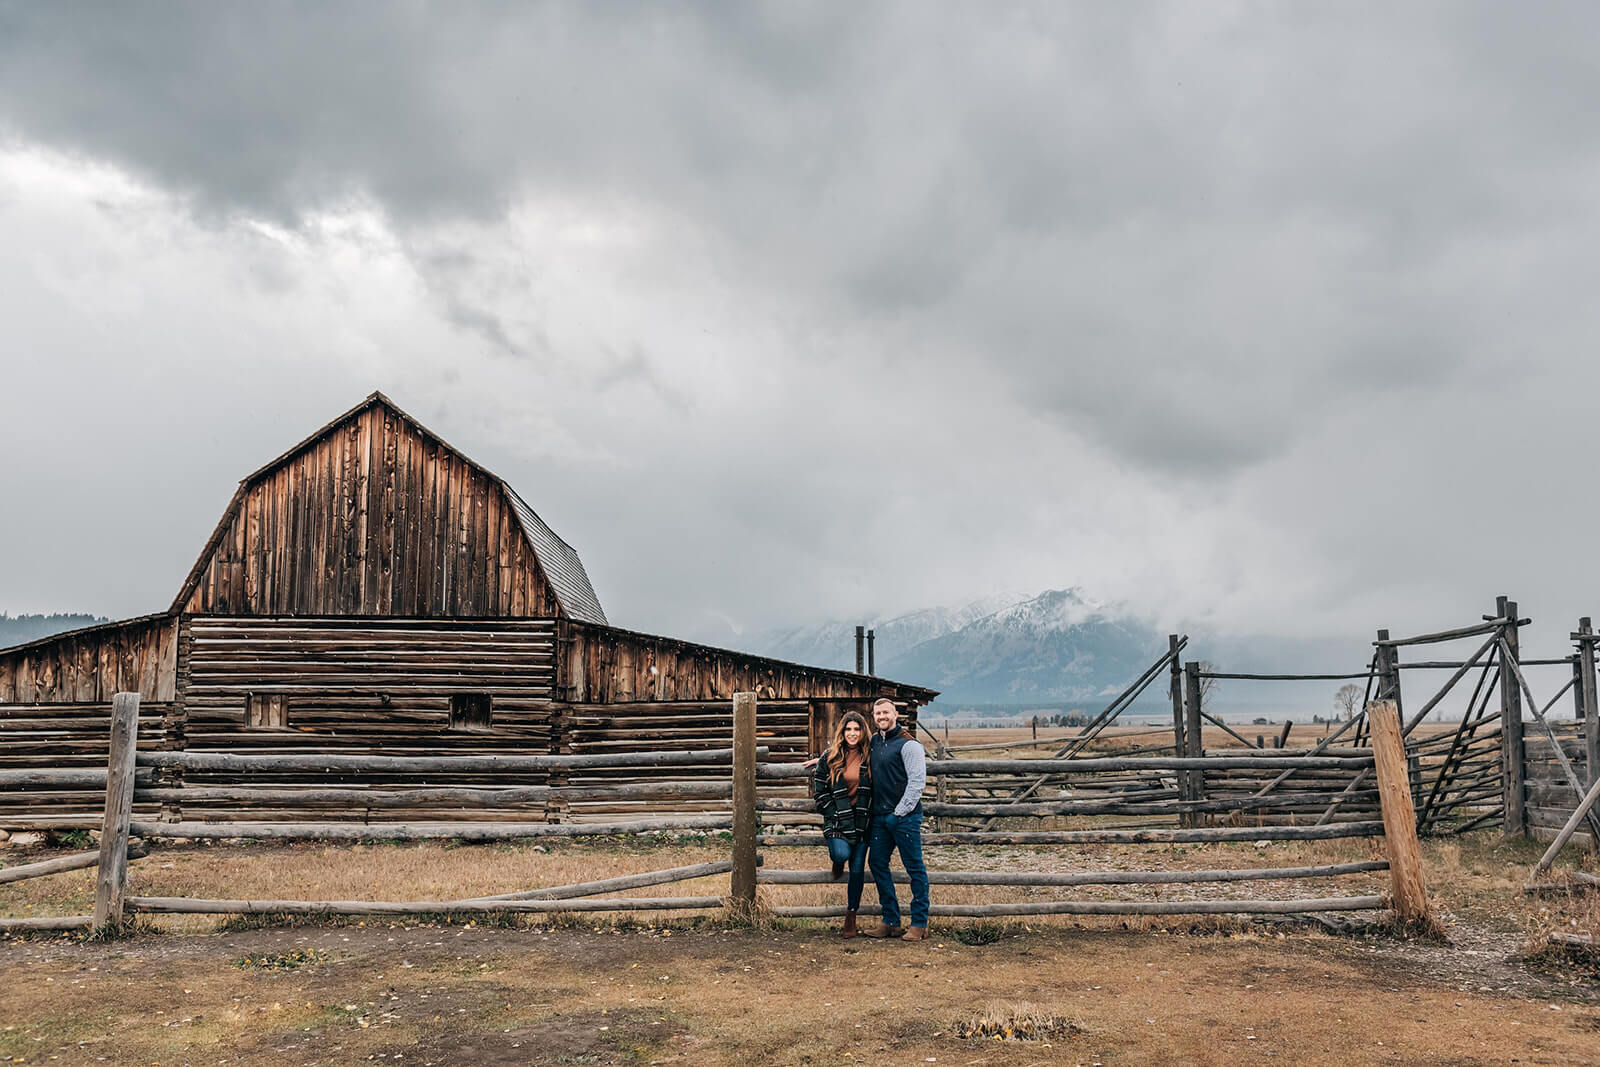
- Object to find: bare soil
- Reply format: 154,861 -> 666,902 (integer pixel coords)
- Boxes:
2,920 -> 1598,1066
3,831 -> 1598,1065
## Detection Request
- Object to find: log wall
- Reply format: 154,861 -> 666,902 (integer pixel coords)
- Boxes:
1526,722 -> 1593,843
0,615 -> 177,704
153,615 -> 558,822
0,701 -> 167,822
559,620 -> 925,706
178,402 -> 562,618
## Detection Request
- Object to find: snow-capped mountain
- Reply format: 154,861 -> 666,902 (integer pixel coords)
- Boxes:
754,590 -> 1036,674
750,588 -> 1169,706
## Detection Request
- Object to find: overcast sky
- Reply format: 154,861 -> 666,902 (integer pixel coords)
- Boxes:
2,3 -> 1599,653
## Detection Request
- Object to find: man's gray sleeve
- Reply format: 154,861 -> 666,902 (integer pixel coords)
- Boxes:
894,739 -> 927,816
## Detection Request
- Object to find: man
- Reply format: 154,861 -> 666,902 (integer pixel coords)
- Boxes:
859,697 -> 931,941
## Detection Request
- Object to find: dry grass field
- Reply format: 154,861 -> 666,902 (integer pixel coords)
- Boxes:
3,829 -> 1598,1066
2,720 -> 1591,1064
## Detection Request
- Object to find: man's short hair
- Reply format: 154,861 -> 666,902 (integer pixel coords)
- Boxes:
872,698 -> 898,713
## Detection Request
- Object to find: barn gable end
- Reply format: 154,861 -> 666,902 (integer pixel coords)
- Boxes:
170,393 -> 606,621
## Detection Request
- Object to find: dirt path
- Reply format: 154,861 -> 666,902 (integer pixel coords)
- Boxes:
3,918 -> 1597,1066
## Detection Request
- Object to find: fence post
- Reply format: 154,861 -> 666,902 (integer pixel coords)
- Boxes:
94,692 -> 141,931
1498,596 -> 1526,836
1579,617 -> 1598,790
1182,662 -> 1205,826
729,691 -> 759,915
1168,634 -> 1185,776
1367,698 -> 1432,928
1374,629 -> 1403,725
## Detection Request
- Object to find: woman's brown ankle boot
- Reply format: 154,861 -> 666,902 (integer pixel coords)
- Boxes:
841,910 -> 858,938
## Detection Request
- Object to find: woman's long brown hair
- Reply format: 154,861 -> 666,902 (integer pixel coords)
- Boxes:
825,711 -> 872,782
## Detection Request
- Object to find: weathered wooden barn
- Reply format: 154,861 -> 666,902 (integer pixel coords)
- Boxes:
0,393 -> 935,826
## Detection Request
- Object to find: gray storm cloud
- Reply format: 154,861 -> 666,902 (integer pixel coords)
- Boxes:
3,2 -> 1600,647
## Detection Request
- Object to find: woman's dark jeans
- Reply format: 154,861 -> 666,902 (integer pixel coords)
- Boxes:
826,835 -> 870,912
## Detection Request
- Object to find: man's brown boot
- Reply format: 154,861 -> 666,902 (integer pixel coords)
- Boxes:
901,926 -> 928,941
841,911 -> 858,938
858,922 -> 904,939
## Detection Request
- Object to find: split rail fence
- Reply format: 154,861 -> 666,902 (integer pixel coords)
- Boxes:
0,692 -> 1432,935
929,596 -> 1596,847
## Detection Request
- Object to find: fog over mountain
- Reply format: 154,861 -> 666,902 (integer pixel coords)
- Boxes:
745,588 -> 1469,723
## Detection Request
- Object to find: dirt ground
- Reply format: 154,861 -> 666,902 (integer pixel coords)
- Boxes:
3,831 -> 1599,1066
2,919 -> 1599,1066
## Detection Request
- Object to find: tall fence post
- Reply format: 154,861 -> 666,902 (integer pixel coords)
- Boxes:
1182,662 -> 1205,827
1578,617 -> 1598,790
1168,634 -> 1185,779
94,692 -> 141,931
1498,596 -> 1526,836
1367,698 -> 1432,928
729,691 -> 759,916
1374,630 -> 1403,717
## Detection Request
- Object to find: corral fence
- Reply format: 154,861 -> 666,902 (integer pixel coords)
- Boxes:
931,596 -> 1596,846
0,692 -> 1431,935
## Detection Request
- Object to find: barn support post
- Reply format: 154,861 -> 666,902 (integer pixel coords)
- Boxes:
93,692 -> 141,932
1367,699 -> 1433,929
729,691 -> 759,917
1498,597 -> 1526,836
162,617 -> 194,823
1182,662 -> 1205,826
1578,617 -> 1599,790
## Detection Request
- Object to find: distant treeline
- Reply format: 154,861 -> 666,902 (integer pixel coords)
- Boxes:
0,613 -> 107,649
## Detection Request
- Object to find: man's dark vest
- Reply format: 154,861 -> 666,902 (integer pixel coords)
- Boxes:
869,725 -> 922,816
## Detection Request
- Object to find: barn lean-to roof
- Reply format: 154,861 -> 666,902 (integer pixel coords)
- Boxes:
167,391 -> 607,624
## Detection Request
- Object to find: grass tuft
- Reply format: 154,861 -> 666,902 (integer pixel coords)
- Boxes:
949,1001 -> 1084,1041
234,946 -> 330,970
947,920 -> 1010,945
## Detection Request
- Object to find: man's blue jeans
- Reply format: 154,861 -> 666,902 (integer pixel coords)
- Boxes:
826,835 -> 869,912
868,812 -> 929,928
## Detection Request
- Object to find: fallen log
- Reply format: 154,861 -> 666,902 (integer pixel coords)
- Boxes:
464,860 -> 735,902
759,822 -> 1384,847
0,843 -> 147,885
0,915 -> 95,932
757,860 -> 1389,887
1549,931 -> 1595,947
772,896 -> 1386,918
129,816 -> 732,841
126,895 -> 725,915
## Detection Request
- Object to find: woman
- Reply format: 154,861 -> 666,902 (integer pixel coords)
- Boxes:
813,710 -> 874,937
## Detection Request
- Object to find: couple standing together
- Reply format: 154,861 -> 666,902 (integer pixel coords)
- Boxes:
811,697 -> 930,940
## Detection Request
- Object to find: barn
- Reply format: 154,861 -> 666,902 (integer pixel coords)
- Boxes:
0,392 -> 936,827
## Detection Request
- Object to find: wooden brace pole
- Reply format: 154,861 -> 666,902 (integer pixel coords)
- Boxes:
1532,772 -> 1600,876
1367,699 -> 1432,927
93,692 -> 141,930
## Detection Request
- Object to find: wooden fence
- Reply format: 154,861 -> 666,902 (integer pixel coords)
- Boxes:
0,693 -> 1434,935
4,596 -> 1595,850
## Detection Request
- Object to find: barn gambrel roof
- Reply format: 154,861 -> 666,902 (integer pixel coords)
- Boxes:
169,391 -> 607,624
